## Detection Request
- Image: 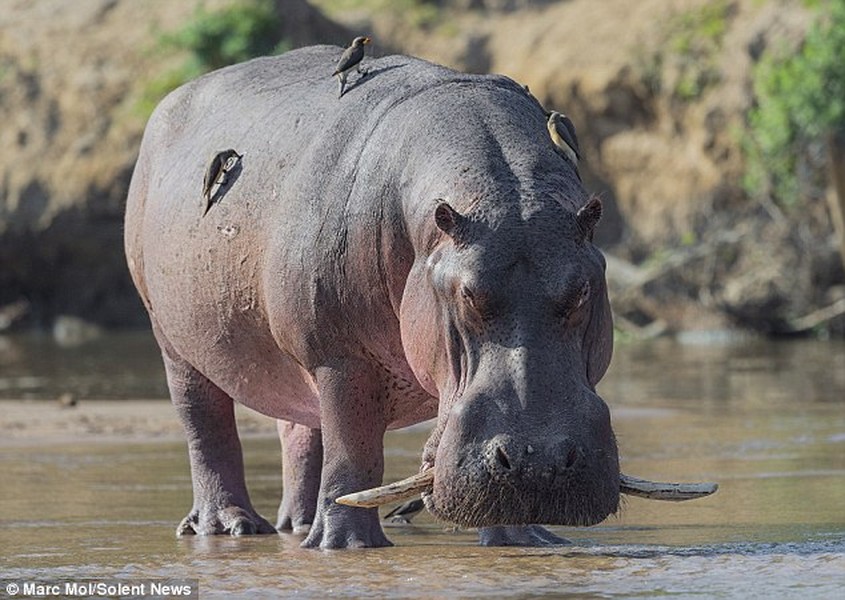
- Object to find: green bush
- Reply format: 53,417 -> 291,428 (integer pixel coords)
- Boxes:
138,0 -> 289,117
744,0 -> 845,207
635,0 -> 731,100
161,0 -> 289,73
311,0 -> 441,30
668,0 -> 730,100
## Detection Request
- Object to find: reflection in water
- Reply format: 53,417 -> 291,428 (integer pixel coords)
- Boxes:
0,332 -> 168,399
0,333 -> 843,597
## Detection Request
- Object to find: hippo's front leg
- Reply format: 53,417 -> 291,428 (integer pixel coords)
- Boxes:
276,421 -> 322,534
302,361 -> 392,549
163,353 -> 276,536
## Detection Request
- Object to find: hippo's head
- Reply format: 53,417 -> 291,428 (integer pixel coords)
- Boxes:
399,195 -> 619,528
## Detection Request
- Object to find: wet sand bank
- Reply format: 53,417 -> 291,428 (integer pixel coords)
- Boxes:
0,399 -> 278,447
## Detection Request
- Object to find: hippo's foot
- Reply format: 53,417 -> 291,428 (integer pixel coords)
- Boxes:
301,503 -> 393,549
478,525 -> 571,547
177,506 -> 276,537
276,512 -> 312,535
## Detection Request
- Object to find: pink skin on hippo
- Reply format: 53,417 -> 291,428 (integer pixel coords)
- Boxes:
124,46 -> 618,549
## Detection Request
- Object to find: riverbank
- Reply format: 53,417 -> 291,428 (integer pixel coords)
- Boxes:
2,0 -> 844,336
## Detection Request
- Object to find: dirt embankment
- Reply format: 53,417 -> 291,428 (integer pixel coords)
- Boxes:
1,0 -> 843,335
0,0 -> 349,329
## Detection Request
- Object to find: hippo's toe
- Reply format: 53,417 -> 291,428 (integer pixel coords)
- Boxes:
177,513 -> 199,536
276,515 -> 312,535
230,517 -> 258,536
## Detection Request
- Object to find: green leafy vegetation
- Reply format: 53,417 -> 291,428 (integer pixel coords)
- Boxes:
137,0 -> 289,117
670,1 -> 730,100
744,0 -> 845,208
636,0 -> 731,100
310,0 -> 442,30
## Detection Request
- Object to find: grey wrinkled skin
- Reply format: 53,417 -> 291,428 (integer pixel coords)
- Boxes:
124,46 -> 619,550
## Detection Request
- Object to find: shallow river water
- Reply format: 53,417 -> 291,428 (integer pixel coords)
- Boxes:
1,333 -> 844,598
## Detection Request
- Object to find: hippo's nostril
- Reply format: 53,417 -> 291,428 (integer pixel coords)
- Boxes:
495,446 -> 511,470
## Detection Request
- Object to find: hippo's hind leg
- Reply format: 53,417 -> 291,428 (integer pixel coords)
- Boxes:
162,352 -> 275,536
276,421 -> 322,534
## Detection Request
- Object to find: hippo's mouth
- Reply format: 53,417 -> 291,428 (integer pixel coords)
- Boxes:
335,468 -> 717,508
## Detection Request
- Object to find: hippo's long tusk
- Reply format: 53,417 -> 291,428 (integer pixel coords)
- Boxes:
336,470 -> 434,508
335,470 -> 718,508
619,474 -> 718,501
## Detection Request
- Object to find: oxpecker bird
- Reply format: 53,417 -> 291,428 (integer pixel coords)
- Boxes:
383,498 -> 425,524
202,149 -> 242,213
547,111 -> 581,178
333,36 -> 371,98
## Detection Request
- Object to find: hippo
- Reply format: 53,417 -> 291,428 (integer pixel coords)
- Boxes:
124,45 -> 620,550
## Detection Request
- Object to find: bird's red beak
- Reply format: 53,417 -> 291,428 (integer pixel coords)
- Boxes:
363,37 -> 372,45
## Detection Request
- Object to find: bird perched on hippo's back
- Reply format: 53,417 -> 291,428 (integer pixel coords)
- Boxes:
202,148 -> 242,214
547,111 -> 582,180
332,36 -> 371,98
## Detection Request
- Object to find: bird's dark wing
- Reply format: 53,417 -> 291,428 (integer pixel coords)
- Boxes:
558,115 -> 581,159
203,153 -> 224,198
383,498 -> 425,523
333,45 -> 363,76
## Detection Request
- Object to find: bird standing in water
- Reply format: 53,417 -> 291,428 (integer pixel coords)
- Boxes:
547,111 -> 581,178
383,498 -> 425,524
333,36 -> 371,98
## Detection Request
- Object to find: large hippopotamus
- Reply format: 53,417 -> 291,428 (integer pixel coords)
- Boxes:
125,45 -> 619,549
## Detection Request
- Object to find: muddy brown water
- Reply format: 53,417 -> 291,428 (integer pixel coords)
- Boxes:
1,333 -> 844,598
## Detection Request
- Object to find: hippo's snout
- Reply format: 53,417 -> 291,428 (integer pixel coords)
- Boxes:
425,390 -> 620,528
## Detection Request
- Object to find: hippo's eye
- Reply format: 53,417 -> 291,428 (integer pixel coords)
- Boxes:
461,284 -> 492,319
558,281 -> 591,323
574,281 -> 590,310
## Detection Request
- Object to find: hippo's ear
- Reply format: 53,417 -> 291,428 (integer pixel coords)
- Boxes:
434,201 -> 466,238
576,197 -> 602,241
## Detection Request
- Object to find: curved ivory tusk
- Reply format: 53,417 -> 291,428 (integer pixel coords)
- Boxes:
619,474 -> 718,501
335,470 -> 434,508
335,469 -> 717,508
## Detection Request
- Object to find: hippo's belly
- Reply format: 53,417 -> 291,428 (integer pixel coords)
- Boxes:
185,338 -> 322,428
143,248 -> 323,427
